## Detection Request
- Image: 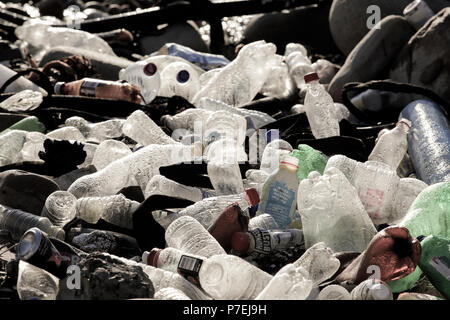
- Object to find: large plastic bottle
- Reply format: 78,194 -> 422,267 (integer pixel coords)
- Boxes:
260,130 -> 293,175
368,119 -> 411,170
16,261 -> 59,300
165,216 -> 226,258
67,141 -> 203,198
161,108 -> 212,133
76,194 -> 139,230
258,155 -> 300,229
41,191 -> 78,227
65,116 -> 125,143
118,61 -> 161,104
158,61 -> 200,103
46,126 -> 86,142
144,174 -> 215,202
248,214 -> 279,231
0,204 -> 65,241
399,100 -> 450,185
303,72 -> 340,139
198,254 -> 273,300
297,168 -> 377,252
122,110 -> 178,146
91,139 -> 132,171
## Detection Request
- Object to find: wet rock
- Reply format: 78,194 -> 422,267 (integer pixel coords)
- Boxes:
57,252 -> 154,300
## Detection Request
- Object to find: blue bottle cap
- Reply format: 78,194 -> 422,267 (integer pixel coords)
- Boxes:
177,70 -> 190,83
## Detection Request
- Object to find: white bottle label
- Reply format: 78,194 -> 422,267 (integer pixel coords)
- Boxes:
264,181 -> 296,228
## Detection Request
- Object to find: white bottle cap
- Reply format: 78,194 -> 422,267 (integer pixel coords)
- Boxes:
280,155 -> 299,169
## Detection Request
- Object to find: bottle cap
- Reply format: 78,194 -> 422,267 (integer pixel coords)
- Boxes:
231,232 -> 250,254
143,62 -> 157,76
244,188 -> 260,207
54,82 -> 65,94
280,155 -> 299,168
145,248 -> 162,267
304,72 -> 319,84
176,70 -> 190,83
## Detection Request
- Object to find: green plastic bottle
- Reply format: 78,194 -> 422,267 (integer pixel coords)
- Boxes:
1,116 -> 45,134
418,235 -> 450,299
290,144 -> 327,181
388,182 -> 450,292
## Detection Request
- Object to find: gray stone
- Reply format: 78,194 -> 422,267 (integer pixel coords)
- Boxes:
57,252 -> 154,300
39,46 -> 133,81
389,8 -> 450,103
328,15 -> 415,102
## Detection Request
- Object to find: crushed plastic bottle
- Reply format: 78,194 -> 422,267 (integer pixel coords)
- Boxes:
91,139 -> 132,171
41,191 -> 78,227
158,61 -> 201,103
16,260 -> 59,300
118,61 -> 161,104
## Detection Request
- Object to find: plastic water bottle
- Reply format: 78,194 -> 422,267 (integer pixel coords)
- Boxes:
118,60 -> 160,104
165,216 -> 226,258
142,265 -> 211,300
158,61 -> 201,103
350,279 -> 393,300
76,194 -> 139,230
41,191 -> 77,227
297,168 -> 377,252
255,263 -> 313,300
92,140 -> 132,171
232,228 -> 304,257
192,40 -> 278,107
67,142 -> 203,197
0,130 -> 27,165
65,116 -> 125,143
248,214 -> 279,231
16,260 -> 59,300
317,285 -> 351,300
303,72 -> 340,139
399,100 -> 450,185
144,175 -> 215,202
198,254 -> 272,300
286,51 -> 313,89
260,131 -> 293,175
0,204 -> 65,241
20,131 -> 46,162
368,119 -> 411,170
258,155 -> 300,229
122,110 -> 178,146
244,169 -> 269,197
154,287 -> 192,300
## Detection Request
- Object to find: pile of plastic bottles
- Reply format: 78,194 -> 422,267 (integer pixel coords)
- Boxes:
0,0 -> 448,302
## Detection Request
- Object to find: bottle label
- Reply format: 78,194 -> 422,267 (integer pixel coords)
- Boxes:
80,80 -> 102,97
249,228 -> 272,257
358,188 -> 384,218
429,256 -> 450,280
177,255 -> 203,286
271,230 -> 304,249
263,181 -> 296,228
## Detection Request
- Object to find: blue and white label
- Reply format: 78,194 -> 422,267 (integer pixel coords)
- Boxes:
263,181 -> 296,228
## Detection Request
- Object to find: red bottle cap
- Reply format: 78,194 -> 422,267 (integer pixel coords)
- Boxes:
304,72 -> 320,84
143,248 -> 162,267
231,232 -> 250,254
244,188 -> 260,207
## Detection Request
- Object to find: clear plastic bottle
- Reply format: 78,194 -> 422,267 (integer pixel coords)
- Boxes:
258,155 -> 300,229
232,228 -> 304,257
142,247 -> 206,274
260,135 -> 294,175
161,108 -> 212,133
65,116 -> 125,143
303,72 -> 340,139
158,61 -> 201,103
122,110 -> 178,146
192,40 -> 278,107
144,174 -> 215,202
159,188 -> 259,230
286,52 -> 314,89
142,265 -> 211,300
20,131 -> 46,162
244,169 -> 269,196
76,194 -> 139,230
41,191 -> 78,227
350,279 -> 393,300
255,263 -> 313,300
248,214 -> 279,231
165,216 -> 226,258
16,260 -> 59,300
154,287 -> 192,300
0,204 -> 65,241
260,60 -> 295,99
118,61 -> 161,104
368,119 -> 411,170
46,126 -> 86,142
0,130 -> 27,165
297,168 -> 377,252
67,141 -> 203,197
91,139 -> 132,171
317,285 -> 351,300
198,254 -> 273,300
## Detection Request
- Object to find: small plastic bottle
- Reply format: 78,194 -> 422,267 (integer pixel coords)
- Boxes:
248,214 -> 279,231
158,61 -> 200,103
41,191 -> 78,227
350,279 -> 393,300
198,254 -> 273,300
0,204 -> 65,241
232,228 -> 304,257
303,72 -> 340,139
258,155 -> 300,229
165,216 -> 226,258
368,119 -> 411,170
119,61 -> 160,104
54,78 -> 142,104
16,260 -> 59,300
76,194 -> 139,230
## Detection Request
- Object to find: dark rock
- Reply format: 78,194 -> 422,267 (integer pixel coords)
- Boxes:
389,8 -> 450,104
57,252 -> 154,300
0,170 -> 60,215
